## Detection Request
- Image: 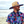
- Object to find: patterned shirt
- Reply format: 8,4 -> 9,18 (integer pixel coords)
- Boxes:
6,11 -> 24,24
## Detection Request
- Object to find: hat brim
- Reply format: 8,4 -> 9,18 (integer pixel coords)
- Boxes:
9,4 -> 23,9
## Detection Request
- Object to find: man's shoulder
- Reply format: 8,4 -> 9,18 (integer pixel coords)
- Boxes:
19,11 -> 24,14
19,11 -> 24,17
8,11 -> 24,16
8,12 -> 13,16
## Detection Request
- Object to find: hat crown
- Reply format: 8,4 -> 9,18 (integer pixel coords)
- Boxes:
12,1 -> 19,6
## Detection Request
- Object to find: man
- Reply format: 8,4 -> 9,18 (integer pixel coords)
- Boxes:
6,1 -> 24,24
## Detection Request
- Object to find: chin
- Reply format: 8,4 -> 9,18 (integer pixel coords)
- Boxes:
17,9 -> 20,11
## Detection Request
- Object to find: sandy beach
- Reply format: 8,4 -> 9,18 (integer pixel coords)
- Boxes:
0,17 -> 8,24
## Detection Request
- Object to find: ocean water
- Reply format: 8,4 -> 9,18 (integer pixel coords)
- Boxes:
0,9 -> 24,17
0,9 -> 13,17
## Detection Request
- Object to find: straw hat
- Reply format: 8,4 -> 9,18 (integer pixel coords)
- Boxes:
9,1 -> 23,9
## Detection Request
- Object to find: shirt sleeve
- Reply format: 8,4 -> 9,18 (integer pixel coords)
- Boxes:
22,13 -> 24,22
6,15 -> 10,23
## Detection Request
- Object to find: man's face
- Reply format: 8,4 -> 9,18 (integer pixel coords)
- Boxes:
13,6 -> 20,11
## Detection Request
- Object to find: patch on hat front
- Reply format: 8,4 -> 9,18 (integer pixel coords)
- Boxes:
17,2 -> 19,4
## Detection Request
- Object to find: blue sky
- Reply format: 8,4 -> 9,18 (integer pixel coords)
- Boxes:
0,0 -> 24,10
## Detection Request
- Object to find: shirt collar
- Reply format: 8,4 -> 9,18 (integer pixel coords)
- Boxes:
13,11 -> 19,14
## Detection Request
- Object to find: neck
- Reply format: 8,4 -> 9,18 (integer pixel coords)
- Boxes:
14,9 -> 19,13
14,9 -> 17,13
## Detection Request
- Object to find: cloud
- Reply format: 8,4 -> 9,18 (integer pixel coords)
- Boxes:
0,0 -> 11,1
0,0 -> 24,10
0,1 -> 12,9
